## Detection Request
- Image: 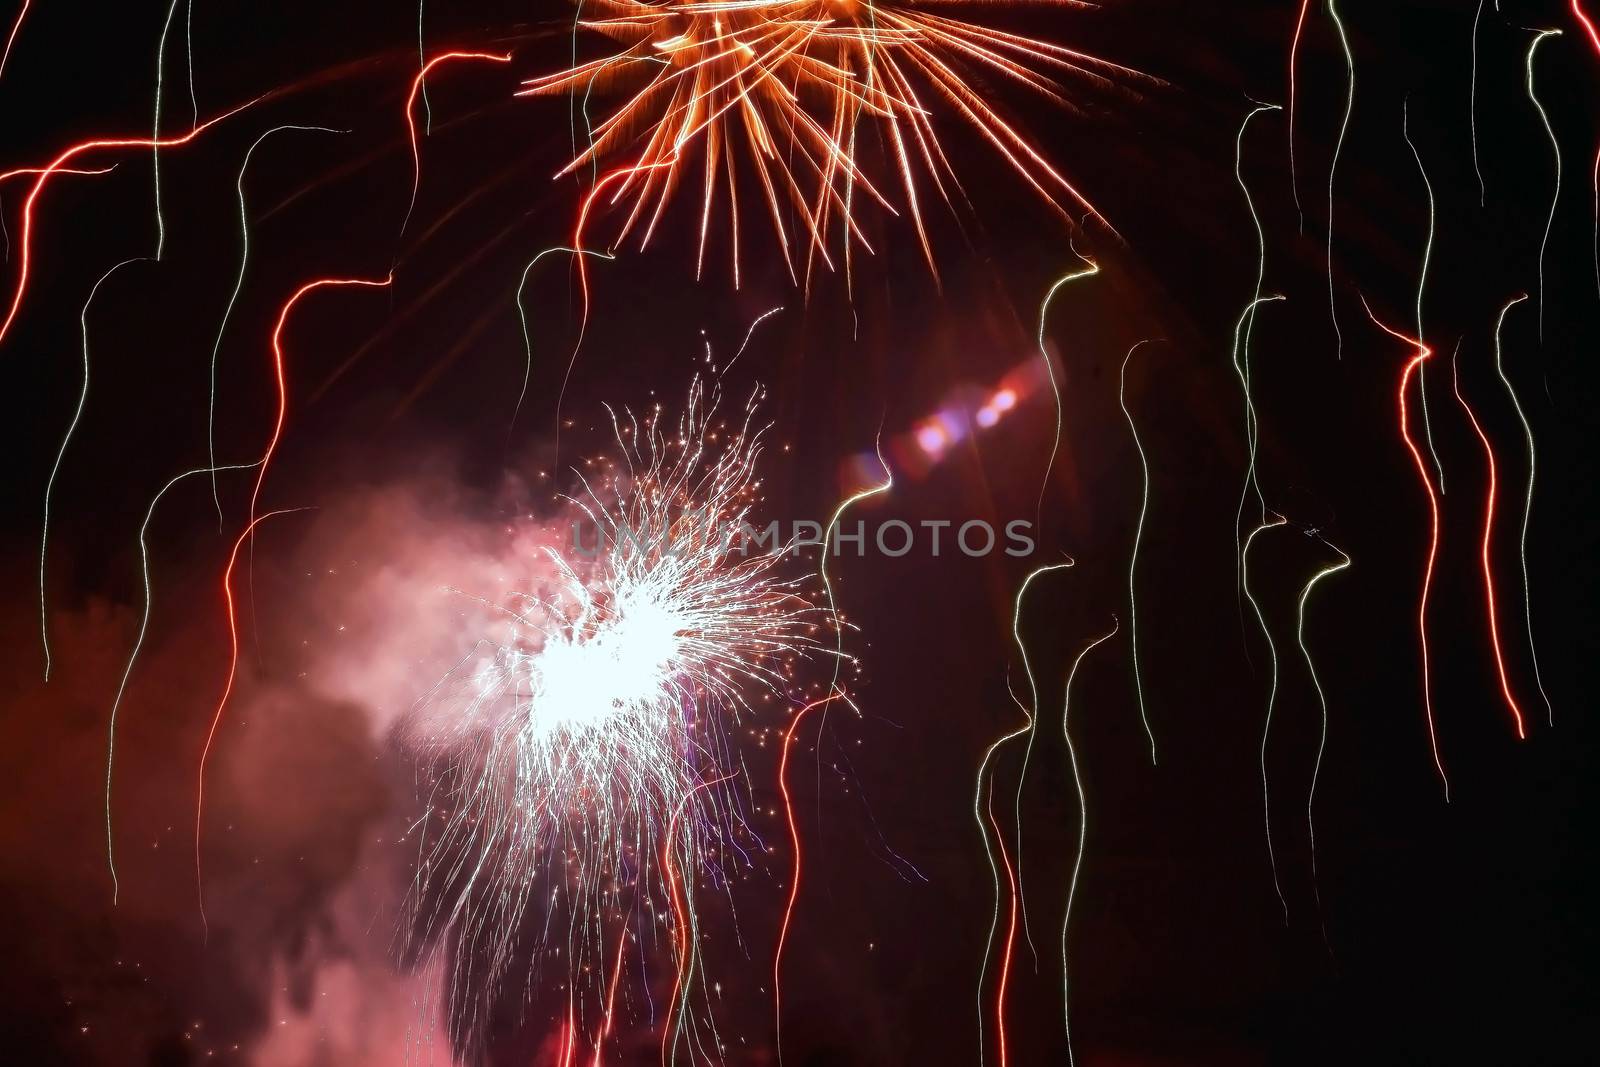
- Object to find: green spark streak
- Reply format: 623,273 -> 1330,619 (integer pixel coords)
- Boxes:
1492,294 -> 1553,724
1297,540 -> 1351,933
976,561 -> 1071,1067
513,246 -> 614,438
41,258 -> 146,680
1404,100 -> 1446,494
1034,258 -> 1101,528
1526,29 -> 1563,341
1243,514 -> 1290,922
1119,341 -> 1158,771
106,462 -> 258,903
1060,619 -> 1119,1067
152,0 -> 182,259
1472,0 -> 1488,205
209,125 -> 341,524
1327,0 -> 1354,359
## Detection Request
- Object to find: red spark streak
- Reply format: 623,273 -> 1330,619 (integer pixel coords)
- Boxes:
0,0 -> 30,81
1288,0 -> 1312,201
589,926 -> 629,1067
1368,308 -> 1448,793
1453,356 -> 1529,739
193,507 -> 302,927
1574,1 -> 1600,50
0,100 -> 255,352
403,51 -> 512,229
772,693 -> 843,1060
195,277 -> 390,930
987,799 -> 1020,1067
660,771 -> 736,1067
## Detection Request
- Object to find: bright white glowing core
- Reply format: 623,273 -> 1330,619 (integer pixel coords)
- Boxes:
523,591 -> 688,739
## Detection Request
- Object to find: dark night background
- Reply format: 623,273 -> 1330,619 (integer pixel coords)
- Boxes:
1,0 -> 1596,1063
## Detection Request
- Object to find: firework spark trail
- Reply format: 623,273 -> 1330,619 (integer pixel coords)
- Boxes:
103,460 -> 259,904
1288,0 -> 1312,226
1297,537 -> 1350,943
0,0 -> 29,81
1059,618 -> 1118,1067
1575,2 -> 1600,297
152,0 -> 203,260
1452,344 -> 1530,739
1366,303 -> 1449,796
1326,0 -> 1354,359
512,244 -> 615,436
1404,101 -> 1447,495
1526,29 -> 1564,341
1241,513 -> 1291,922
976,560 -> 1072,1067
194,505 -> 307,929
207,125 -> 343,525
1492,294 -> 1554,724
1472,0 -> 1488,205
772,693 -> 843,1066
662,771 -> 738,1067
0,98 -> 258,353
406,381 -> 817,1056
1118,341 -> 1155,791
38,258 -> 145,680
401,51 -> 513,241
522,0 -> 1139,285
195,276 -> 391,929
1035,257 -> 1100,526
1229,98 -> 1283,614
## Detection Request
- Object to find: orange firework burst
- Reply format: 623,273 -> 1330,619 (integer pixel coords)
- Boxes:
520,0 -> 1142,286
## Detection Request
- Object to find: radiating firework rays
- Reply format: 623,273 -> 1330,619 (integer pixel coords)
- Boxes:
521,0 -> 1143,284
402,378 -> 821,1059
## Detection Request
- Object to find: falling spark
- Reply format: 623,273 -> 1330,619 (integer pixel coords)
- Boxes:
1059,617 -> 1119,1067
104,461 -> 258,904
1450,341 -> 1528,739
1242,513 -> 1291,922
1403,100 -> 1446,495
1472,0 -> 1488,205
1525,28 -> 1563,340
1118,340 -> 1157,778
1298,537 -> 1351,941
0,0 -> 30,81
1365,302 -> 1449,797
39,258 -> 146,681
208,125 -> 343,525
402,51 -> 514,241
1326,0 -> 1354,359
1287,0 -> 1312,226
977,560 -> 1072,1067
1491,294 -> 1554,724
1573,1 -> 1600,296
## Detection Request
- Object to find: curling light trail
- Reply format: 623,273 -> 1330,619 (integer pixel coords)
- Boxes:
521,0 -> 1140,283
772,692 -> 844,1065
1574,1 -> 1600,296
1366,304 -> 1448,796
0,98 -> 257,353
1298,537 -> 1350,937
1242,513 -> 1290,922
39,257 -> 145,681
208,125 -> 342,524
0,0 -> 29,81
195,505 -> 306,929
1451,342 -> 1528,739
1525,28 -> 1563,340
1326,0 -> 1354,359
976,559 -> 1071,1067
401,51 -> 513,240
196,276 -> 391,928
1287,0 -> 1312,225
1404,100 -> 1446,495
1472,0 -> 1488,205
1492,294 -> 1554,724
1059,618 -> 1119,1067
512,244 -> 615,434
1036,257 -> 1101,531
1119,341 -> 1155,788
104,461 -> 258,905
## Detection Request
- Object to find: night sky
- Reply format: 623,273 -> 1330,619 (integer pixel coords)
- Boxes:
1,1 -> 1596,1064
